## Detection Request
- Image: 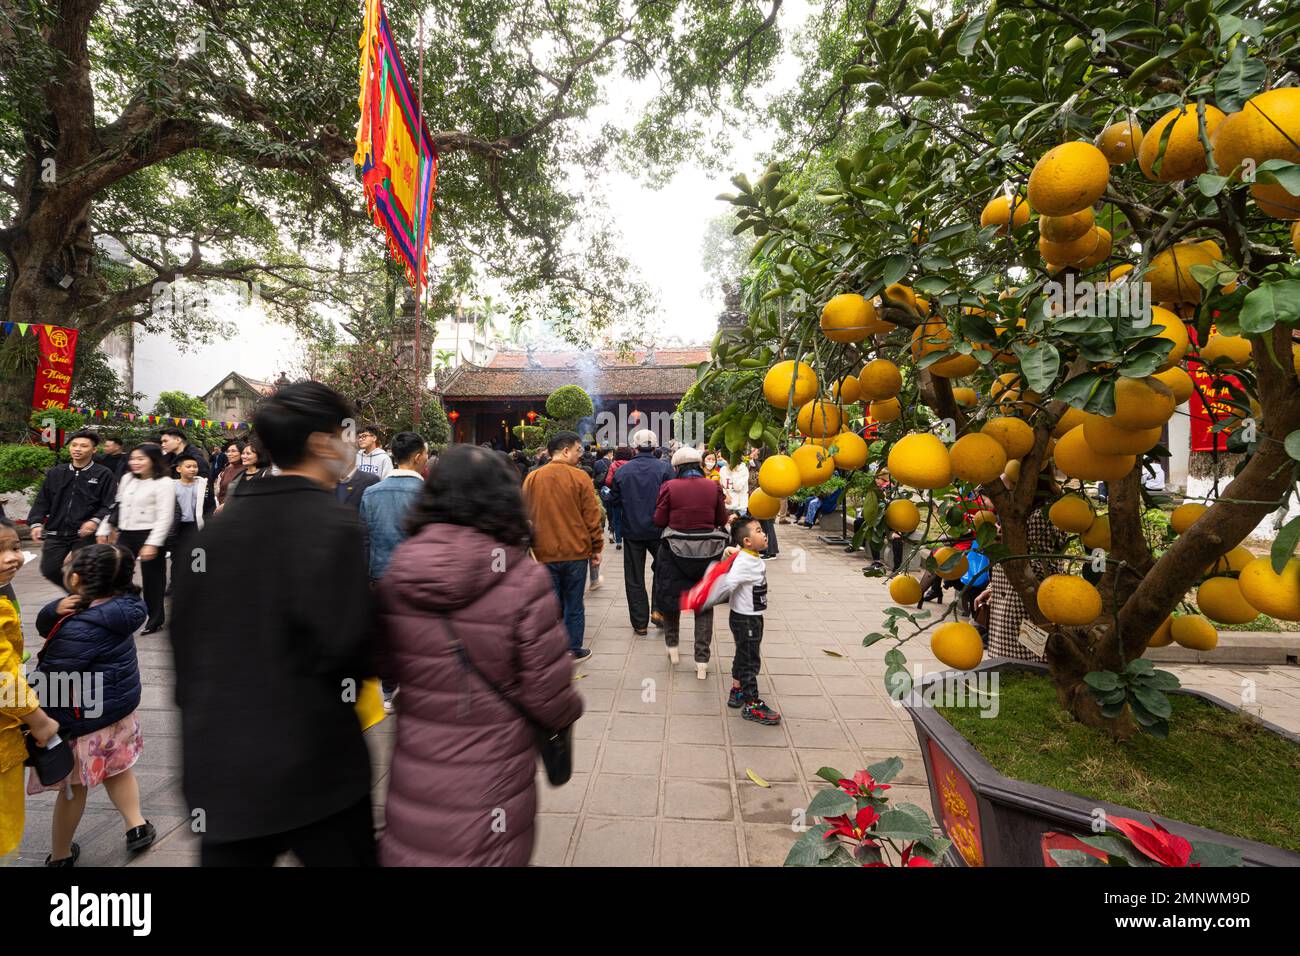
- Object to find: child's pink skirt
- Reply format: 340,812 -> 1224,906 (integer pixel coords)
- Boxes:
27,711 -> 142,793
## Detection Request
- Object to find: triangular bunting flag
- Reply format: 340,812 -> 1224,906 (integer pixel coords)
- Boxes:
16,323 -> 28,336
2,323 -> 12,335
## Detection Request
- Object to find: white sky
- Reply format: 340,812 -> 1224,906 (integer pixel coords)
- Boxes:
133,1 -> 812,406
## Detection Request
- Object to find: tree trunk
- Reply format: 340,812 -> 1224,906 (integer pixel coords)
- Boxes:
1046,622 -> 1137,739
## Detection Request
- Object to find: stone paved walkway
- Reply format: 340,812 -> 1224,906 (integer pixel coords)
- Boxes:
9,527 -> 1300,866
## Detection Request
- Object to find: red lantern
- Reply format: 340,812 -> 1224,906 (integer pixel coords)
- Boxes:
526,410 -> 538,423
448,410 -> 460,423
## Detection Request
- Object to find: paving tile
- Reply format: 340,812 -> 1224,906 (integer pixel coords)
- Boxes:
743,824 -> 799,867
537,773 -> 590,814
665,744 -> 729,780
739,782 -> 808,825
573,818 -> 656,866
773,695 -> 834,719
587,773 -> 659,817
668,714 -> 726,745
658,821 -> 740,866
845,719 -> 918,751
771,675 -> 823,696
785,718 -> 853,750
672,691 -> 722,715
608,712 -> 666,741
820,675 -> 873,697
731,747 -> 801,783
530,814 -> 578,866
663,780 -> 734,821
600,740 -> 664,775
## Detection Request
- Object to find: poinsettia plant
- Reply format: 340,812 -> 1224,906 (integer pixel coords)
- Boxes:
1044,816 -> 1243,868
785,756 -> 950,867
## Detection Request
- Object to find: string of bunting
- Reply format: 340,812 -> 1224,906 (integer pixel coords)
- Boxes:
3,321 -> 65,338
68,406 -> 250,431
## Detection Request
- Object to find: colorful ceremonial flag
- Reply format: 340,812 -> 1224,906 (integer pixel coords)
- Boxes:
355,0 -> 438,291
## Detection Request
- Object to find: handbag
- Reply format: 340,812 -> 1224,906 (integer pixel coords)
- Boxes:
438,614 -> 573,786
26,613 -> 76,786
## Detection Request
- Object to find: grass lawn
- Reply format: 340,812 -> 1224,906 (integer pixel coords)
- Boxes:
939,671 -> 1300,852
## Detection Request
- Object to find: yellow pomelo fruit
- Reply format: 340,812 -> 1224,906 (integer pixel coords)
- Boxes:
1112,376 -> 1176,430
792,443 -> 836,487
1250,178 -> 1299,217
1207,545 -> 1254,575
869,398 -> 902,423
796,399 -> 843,438
1210,88 -> 1300,176
1149,305 -> 1189,369
1075,226 -> 1114,271
1081,514 -> 1111,551
931,622 -> 984,670
884,498 -> 921,533
1196,577 -> 1259,625
758,454 -> 801,498
830,431 -> 868,470
1237,557 -> 1300,621
1003,458 -> 1021,484
1027,142 -> 1110,216
972,509 -> 997,527
1109,263 -> 1135,284
889,575 -> 923,605
1147,242 -> 1221,303
1082,414 -> 1162,455
1139,104 -> 1225,181
1148,615 -> 1175,648
1170,502 -> 1207,534
932,547 -> 969,581
1048,494 -> 1095,534
1039,228 -> 1100,267
949,432 -> 1008,485
980,193 -> 1032,234
1170,614 -> 1218,651
1154,365 -> 1194,404
821,293 -> 875,343
859,359 -> 903,401
831,374 -> 862,404
990,372 -> 1023,402
883,283 -> 918,313
1054,425 -> 1135,482
952,386 -> 978,407
1097,116 -> 1144,164
1037,575 -> 1103,626
911,321 -> 978,378
1292,220 -> 1300,256
1053,405 -> 1087,438
763,360 -> 818,409
982,417 -> 1035,460
1039,207 -> 1095,243
746,489 -> 781,520
1200,332 -> 1252,368
887,433 -> 952,489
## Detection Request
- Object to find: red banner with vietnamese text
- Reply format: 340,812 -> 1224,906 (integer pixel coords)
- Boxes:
30,325 -> 78,411
1187,357 -> 1242,453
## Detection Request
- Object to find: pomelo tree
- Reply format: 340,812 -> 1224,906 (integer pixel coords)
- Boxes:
706,0 -> 1300,737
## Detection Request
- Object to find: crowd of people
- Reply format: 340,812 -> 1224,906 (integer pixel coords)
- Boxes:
0,384 -> 787,867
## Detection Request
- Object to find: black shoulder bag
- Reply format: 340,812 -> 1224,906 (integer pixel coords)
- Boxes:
439,615 -> 573,786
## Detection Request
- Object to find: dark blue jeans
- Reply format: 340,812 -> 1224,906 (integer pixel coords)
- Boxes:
608,504 -> 623,544
546,560 -> 588,653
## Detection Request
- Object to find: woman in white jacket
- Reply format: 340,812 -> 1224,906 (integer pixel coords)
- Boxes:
98,443 -> 173,633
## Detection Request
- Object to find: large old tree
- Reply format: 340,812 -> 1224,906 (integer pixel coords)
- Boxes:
0,0 -> 790,435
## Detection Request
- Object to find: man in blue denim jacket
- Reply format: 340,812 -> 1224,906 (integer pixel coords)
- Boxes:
359,432 -> 429,583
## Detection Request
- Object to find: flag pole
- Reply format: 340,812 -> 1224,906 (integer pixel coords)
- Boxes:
412,8 -> 425,429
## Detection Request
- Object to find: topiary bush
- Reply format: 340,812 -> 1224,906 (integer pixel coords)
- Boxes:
0,444 -> 57,496
545,385 -> 594,426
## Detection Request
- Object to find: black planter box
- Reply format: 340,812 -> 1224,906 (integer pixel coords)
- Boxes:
904,659 -> 1300,867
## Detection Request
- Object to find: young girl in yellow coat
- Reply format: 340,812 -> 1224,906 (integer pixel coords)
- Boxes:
0,517 -> 61,862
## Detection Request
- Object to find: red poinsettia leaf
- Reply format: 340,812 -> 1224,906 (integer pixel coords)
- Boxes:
855,805 -> 881,831
1110,816 -> 1193,867
906,855 -> 936,866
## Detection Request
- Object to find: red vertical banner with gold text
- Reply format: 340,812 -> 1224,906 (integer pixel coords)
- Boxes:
30,325 -> 78,411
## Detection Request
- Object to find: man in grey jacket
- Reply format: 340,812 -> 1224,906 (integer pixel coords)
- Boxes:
608,428 -> 674,635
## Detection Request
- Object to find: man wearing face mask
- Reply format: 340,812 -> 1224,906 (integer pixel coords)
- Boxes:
170,382 -> 377,866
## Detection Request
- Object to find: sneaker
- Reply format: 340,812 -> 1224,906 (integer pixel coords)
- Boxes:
590,574 -> 603,591
126,822 -> 156,853
633,627 -> 648,636
727,686 -> 746,708
45,843 -> 80,867
761,553 -> 777,560
651,611 -> 665,628
696,662 -> 708,680
742,699 -> 782,725
382,695 -> 396,714
572,648 -> 592,662
668,645 -> 679,664
616,543 -> 622,550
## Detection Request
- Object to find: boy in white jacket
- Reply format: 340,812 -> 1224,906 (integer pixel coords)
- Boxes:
723,518 -> 780,725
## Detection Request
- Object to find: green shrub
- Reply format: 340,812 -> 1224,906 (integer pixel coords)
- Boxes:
0,444 -> 56,496
545,385 -> 594,425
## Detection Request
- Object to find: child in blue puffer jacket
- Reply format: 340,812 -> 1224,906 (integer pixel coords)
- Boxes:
29,543 -> 155,866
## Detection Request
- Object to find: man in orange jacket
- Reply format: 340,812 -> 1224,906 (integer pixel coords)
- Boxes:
522,431 -> 604,661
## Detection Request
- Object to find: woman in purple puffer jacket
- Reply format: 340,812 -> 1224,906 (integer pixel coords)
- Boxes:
377,444 -> 583,866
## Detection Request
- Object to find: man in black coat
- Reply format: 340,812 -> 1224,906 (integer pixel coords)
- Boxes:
28,428 -> 117,590
159,426 -> 209,478
170,382 -> 376,866
608,428 -> 674,635
94,436 -> 129,481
